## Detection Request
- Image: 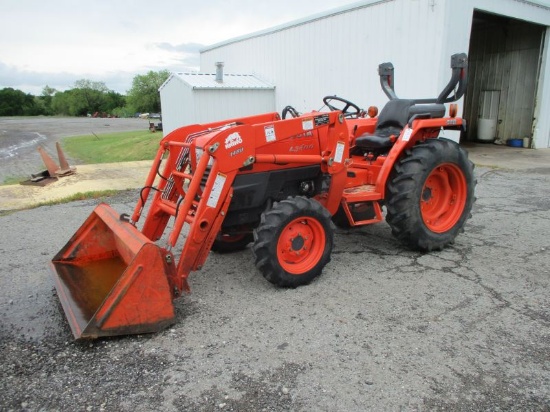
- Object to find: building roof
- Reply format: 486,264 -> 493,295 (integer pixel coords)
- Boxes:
201,0 -> 550,53
160,72 -> 275,90
201,0 -> 392,52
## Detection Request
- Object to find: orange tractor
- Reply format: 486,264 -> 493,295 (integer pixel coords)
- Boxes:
51,53 -> 474,339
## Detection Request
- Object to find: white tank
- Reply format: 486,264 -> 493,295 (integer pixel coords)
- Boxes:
477,118 -> 497,142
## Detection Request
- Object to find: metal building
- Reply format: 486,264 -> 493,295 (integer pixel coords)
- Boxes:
159,64 -> 275,135
200,0 -> 550,149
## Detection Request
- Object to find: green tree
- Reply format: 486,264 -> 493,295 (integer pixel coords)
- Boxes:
0,88 -> 39,116
42,85 -> 57,97
72,79 -> 110,115
126,70 -> 170,113
103,91 -> 126,113
31,96 -> 48,115
40,85 -> 57,115
51,90 -> 75,116
0,82 -> 126,117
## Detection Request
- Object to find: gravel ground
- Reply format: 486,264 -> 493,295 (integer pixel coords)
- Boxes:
1,163 -> 549,411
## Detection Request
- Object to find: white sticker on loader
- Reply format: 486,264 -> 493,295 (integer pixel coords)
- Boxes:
207,173 -> 227,208
334,141 -> 345,164
264,125 -> 276,142
403,128 -> 413,141
302,118 -> 314,130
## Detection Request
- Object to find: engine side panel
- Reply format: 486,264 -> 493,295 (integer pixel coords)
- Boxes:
222,165 -> 322,228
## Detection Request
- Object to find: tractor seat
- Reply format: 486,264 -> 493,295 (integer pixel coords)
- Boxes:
354,99 -> 446,151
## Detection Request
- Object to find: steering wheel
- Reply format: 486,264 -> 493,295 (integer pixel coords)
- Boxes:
282,105 -> 300,119
323,95 -> 362,118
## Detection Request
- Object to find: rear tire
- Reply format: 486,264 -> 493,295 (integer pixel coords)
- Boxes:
253,196 -> 334,287
385,138 -> 475,251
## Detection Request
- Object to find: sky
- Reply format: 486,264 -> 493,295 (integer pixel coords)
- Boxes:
0,0 -> 361,96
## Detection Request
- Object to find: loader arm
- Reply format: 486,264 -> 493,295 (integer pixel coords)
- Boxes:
49,110 -> 350,339
131,110 -> 350,297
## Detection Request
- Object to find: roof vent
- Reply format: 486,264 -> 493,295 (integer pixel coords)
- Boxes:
215,62 -> 224,83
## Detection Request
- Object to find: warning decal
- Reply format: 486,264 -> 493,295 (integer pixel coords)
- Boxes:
334,141 -> 345,164
207,173 -> 227,208
264,125 -> 276,142
302,118 -> 314,130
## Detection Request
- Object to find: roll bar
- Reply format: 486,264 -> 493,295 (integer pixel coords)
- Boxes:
378,53 -> 468,104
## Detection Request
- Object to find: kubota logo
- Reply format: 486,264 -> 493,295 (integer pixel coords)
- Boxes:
225,132 -> 243,149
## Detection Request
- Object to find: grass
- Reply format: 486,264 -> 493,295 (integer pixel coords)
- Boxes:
1,130 -> 161,186
2,175 -> 28,185
62,130 -> 162,164
36,189 -> 121,206
0,189 -> 121,217
1,129 -> 154,210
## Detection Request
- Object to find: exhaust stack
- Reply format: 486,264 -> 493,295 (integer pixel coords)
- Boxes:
215,62 -> 224,83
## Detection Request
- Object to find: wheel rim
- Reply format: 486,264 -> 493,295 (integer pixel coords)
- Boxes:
277,217 -> 325,275
420,163 -> 467,233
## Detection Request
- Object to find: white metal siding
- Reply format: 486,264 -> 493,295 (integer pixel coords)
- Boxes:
159,76 -> 195,135
160,76 -> 275,135
468,0 -> 550,26
200,0 -> 550,147
201,0 -> 448,113
193,89 -> 275,124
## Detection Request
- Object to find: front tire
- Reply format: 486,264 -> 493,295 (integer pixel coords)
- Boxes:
253,197 -> 334,287
385,138 -> 475,251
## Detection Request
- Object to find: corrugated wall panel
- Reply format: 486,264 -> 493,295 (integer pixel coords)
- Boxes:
200,0 -> 550,147
201,0 -> 448,113
160,81 -> 274,135
160,78 -> 195,135
193,90 -> 275,124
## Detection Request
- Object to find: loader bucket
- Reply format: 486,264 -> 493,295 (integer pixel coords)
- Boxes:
50,203 -> 177,339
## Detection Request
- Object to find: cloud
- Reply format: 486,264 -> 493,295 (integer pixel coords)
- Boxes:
0,41 -> 205,95
0,61 -> 74,94
153,42 -> 203,71
0,0 -> 365,95
155,42 -> 204,54
0,60 -> 137,95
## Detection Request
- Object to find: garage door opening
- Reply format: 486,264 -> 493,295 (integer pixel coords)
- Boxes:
463,10 -> 546,147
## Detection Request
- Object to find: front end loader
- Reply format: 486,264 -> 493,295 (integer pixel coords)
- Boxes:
50,53 -> 474,339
